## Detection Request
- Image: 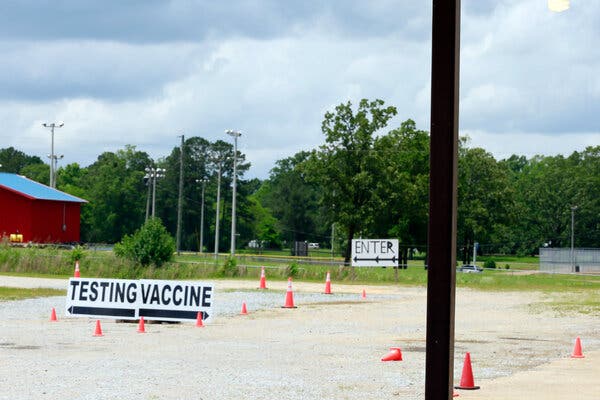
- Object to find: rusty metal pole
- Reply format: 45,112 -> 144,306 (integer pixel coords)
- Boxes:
425,1 -> 461,399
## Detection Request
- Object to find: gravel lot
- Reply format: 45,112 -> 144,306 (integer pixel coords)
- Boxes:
0,276 -> 598,399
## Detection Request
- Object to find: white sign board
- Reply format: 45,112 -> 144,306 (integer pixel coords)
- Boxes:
351,239 -> 399,267
66,278 -> 214,322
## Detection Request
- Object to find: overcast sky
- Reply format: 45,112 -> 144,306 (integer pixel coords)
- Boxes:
1,1 -> 598,179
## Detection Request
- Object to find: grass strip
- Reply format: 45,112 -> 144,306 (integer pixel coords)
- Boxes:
0,287 -> 66,301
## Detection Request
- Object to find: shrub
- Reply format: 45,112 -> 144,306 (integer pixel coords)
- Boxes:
483,259 -> 496,269
69,245 -> 86,266
287,262 -> 299,278
114,218 -> 175,267
220,257 -> 239,277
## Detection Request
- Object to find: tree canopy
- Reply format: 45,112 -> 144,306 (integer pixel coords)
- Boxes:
2,99 -> 599,260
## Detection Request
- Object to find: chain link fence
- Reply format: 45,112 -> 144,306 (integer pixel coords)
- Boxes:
539,247 -> 600,273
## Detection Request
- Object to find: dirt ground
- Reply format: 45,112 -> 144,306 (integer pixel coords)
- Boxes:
0,276 -> 598,399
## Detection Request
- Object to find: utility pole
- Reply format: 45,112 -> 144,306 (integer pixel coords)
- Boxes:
331,223 -> 335,259
571,205 -> 578,272
144,175 -> 151,222
196,178 -> 208,253
226,130 -> 242,256
42,121 -> 64,188
176,135 -> 184,255
145,167 -> 165,218
213,157 -> 225,259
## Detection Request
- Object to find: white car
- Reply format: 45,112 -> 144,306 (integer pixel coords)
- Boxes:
459,264 -> 483,273
308,243 -> 320,249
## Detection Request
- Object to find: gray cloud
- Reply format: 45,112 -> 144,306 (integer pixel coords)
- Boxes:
1,1 -> 598,179
0,40 -> 205,101
0,1 -> 430,43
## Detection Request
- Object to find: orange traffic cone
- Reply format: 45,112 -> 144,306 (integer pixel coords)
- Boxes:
93,320 -> 103,337
454,352 -> 480,390
137,317 -> 146,333
74,260 -> 81,278
282,277 -> 297,308
241,302 -> 248,315
381,347 -> 403,361
324,271 -> 332,294
49,307 -> 57,322
259,266 -> 267,289
571,337 -> 585,358
195,311 -> 204,327
361,289 -> 367,299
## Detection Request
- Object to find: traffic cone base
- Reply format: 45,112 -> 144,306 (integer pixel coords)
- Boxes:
50,307 -> 58,322
454,352 -> 480,390
571,337 -> 585,358
93,320 -> 104,336
241,302 -> 248,315
454,385 -> 480,390
137,317 -> 146,333
381,347 -> 403,362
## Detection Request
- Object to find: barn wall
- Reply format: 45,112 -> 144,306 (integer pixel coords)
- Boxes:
0,189 -> 33,241
31,200 -> 81,243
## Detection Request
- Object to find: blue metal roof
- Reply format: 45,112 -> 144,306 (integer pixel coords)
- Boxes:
0,172 -> 87,203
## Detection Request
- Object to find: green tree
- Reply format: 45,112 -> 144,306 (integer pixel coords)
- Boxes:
260,151 -> 321,244
303,99 -> 397,263
79,146 -> 151,242
114,218 -> 175,267
20,163 -> 50,185
508,148 -> 599,254
457,145 -> 515,262
0,147 -> 44,174
56,163 -> 87,199
574,146 -> 600,247
157,137 -> 251,252
373,119 -> 430,262
247,193 -> 282,249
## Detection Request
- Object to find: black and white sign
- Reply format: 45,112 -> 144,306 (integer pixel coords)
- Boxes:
351,239 -> 399,267
66,278 -> 214,322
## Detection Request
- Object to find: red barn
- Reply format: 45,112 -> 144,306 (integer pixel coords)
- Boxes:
0,172 -> 87,243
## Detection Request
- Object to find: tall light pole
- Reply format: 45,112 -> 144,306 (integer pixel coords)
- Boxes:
196,178 -> 208,253
144,174 -> 152,222
42,121 -> 64,188
226,129 -> 242,256
145,167 -> 166,218
571,205 -> 578,272
213,158 -> 226,259
53,154 -> 64,186
176,135 -> 185,255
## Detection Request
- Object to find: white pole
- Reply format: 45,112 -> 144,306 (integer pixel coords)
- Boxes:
214,162 -> 222,258
50,126 -> 55,187
198,179 -> 207,253
43,122 -> 63,188
226,130 -> 242,256
152,171 -> 157,218
571,206 -> 577,272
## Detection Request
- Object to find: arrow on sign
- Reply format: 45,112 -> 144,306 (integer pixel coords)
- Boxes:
139,309 -> 209,320
353,256 -> 398,264
67,305 -> 136,318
